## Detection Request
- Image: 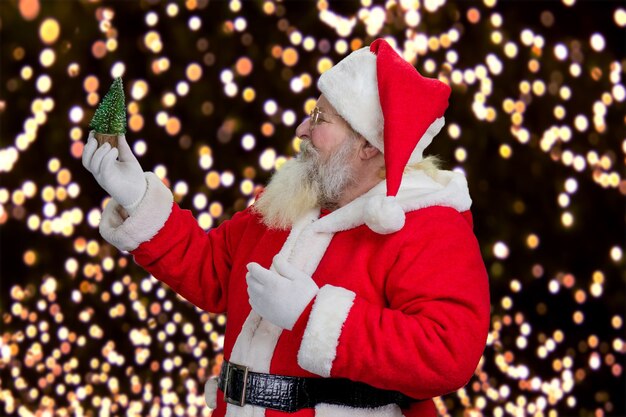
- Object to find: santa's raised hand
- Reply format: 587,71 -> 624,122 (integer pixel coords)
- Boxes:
82,130 -> 147,216
246,256 -> 319,330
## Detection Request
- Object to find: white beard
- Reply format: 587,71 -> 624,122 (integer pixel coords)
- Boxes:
252,137 -> 358,230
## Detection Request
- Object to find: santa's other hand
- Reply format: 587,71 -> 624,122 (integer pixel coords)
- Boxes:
245,261 -> 319,330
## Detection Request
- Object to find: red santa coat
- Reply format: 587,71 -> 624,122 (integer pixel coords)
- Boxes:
99,168 -> 490,417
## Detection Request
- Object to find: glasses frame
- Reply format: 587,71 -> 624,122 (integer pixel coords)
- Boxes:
309,106 -> 342,128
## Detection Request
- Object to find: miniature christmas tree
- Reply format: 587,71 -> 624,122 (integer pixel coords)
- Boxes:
89,77 -> 127,148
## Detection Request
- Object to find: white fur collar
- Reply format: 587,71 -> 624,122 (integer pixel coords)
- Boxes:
311,169 -> 472,234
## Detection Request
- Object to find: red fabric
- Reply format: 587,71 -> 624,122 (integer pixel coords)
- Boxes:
330,207 -> 489,400
130,204 -> 489,417
369,39 -> 452,197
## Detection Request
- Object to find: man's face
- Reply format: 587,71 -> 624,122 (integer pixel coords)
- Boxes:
252,95 -> 366,226
295,95 -> 355,163
293,94 -> 364,207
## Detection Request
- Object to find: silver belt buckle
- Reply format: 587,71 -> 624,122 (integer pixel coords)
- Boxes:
223,361 -> 250,407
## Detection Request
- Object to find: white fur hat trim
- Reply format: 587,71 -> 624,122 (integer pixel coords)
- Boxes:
318,48 -> 446,164
408,116 -> 446,164
317,47 -> 384,152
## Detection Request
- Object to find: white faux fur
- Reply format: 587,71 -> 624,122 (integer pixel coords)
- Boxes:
297,285 -> 356,377
225,209 -> 333,417
98,171 -> 174,252
224,312 -> 267,417
314,403 -> 405,417
204,376 -> 218,409
394,169 -> 472,213
318,48 -> 446,166
215,168 -> 471,414
408,117 -> 445,164
317,47 -> 384,151
287,225 -> 335,279
311,168 -> 472,235
364,195 -> 405,235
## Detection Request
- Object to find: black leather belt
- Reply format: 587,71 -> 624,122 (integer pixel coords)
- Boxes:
217,359 -> 419,412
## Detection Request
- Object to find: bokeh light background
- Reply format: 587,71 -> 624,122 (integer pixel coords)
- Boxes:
1,0 -> 625,416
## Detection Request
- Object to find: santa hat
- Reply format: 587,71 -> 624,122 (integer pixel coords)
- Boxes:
317,38 -> 451,234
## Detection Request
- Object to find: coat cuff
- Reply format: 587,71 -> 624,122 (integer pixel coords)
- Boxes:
98,171 -> 174,252
297,284 -> 356,377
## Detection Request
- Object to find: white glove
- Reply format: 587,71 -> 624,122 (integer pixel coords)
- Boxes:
246,256 -> 319,330
82,130 -> 147,216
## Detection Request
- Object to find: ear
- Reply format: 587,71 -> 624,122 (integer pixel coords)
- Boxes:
358,137 -> 380,161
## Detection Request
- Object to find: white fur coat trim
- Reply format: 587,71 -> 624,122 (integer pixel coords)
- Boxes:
204,376 -> 218,409
314,403 -> 405,417
297,284 -> 356,378
223,208 -> 333,417
311,169 -> 472,235
98,172 -> 174,252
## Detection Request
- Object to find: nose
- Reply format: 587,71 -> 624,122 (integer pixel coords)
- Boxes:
295,117 -> 311,140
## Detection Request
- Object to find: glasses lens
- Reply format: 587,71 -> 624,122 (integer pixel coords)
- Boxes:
310,108 -> 319,126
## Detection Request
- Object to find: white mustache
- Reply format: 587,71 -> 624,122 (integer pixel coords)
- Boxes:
299,140 -> 318,157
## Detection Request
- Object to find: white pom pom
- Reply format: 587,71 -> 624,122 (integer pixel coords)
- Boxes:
364,195 -> 405,234
204,377 -> 218,409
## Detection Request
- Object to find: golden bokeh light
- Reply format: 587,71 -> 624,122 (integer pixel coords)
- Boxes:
186,63 -> 203,82
39,18 -> 60,44
0,2 -> 623,415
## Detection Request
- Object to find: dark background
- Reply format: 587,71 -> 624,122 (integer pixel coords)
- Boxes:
1,0 -> 624,416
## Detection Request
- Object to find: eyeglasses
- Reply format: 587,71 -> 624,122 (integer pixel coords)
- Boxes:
309,106 -> 342,128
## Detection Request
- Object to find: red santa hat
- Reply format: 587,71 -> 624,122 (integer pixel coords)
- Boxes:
317,38 -> 451,234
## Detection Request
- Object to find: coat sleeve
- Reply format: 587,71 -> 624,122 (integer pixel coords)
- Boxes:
98,171 -> 247,314
296,206 -> 491,400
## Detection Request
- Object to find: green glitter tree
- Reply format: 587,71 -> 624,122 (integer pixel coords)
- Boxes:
89,77 -> 126,148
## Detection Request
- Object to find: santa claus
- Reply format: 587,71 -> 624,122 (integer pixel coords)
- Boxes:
82,38 -> 490,417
